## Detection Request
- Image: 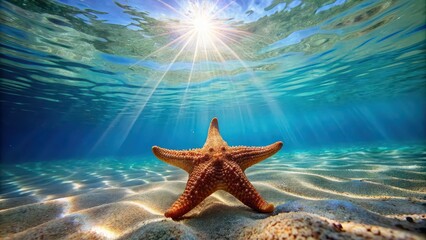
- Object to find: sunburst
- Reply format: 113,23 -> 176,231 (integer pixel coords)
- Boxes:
107,1 -> 255,148
156,0 -> 244,59
128,0 -> 252,108
176,1 -> 228,51
92,1 -> 287,154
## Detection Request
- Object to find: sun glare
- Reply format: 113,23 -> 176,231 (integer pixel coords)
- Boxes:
193,15 -> 214,39
178,1 -> 223,49
118,0 -> 255,142
193,15 -> 211,32
127,0 -> 251,67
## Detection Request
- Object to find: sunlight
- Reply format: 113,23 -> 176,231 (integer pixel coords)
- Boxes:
56,197 -> 73,217
102,0 -> 252,150
91,225 -> 119,239
193,15 -> 211,34
182,1 -> 218,49
193,14 -> 213,37
123,201 -> 163,215
156,0 -> 242,61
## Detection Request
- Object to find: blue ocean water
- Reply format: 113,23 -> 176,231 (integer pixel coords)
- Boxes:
1,0 -> 425,163
1,1 -> 426,238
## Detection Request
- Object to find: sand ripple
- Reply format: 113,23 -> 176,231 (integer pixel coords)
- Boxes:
0,145 -> 425,239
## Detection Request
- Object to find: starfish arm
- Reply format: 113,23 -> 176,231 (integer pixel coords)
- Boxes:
165,164 -> 218,219
229,141 -> 283,171
223,162 -> 274,213
152,146 -> 204,173
203,117 -> 228,147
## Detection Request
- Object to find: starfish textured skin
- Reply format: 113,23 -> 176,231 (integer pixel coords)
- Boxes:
152,117 -> 283,219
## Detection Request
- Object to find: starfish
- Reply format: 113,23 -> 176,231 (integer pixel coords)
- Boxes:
152,117 -> 283,219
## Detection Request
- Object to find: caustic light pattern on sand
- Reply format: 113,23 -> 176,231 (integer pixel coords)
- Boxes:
152,118 -> 283,219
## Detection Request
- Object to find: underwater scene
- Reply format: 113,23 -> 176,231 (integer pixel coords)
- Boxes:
1,0 -> 425,239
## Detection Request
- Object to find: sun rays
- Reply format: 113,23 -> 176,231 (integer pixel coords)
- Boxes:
93,1 -> 255,150
170,1 -> 236,52
91,1 -> 278,152
150,0 -> 248,64
139,0 -> 257,114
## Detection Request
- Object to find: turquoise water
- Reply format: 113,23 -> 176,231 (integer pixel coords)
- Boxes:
1,1 -> 426,238
1,0 -> 425,161
0,143 -> 424,238
1,144 -> 425,204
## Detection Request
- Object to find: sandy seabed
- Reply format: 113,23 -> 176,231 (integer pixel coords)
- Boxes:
1,144 -> 425,239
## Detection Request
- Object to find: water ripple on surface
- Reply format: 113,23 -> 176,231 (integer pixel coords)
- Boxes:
1,0 -> 425,121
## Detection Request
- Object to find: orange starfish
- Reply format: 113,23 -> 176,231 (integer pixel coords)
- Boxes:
152,117 -> 283,219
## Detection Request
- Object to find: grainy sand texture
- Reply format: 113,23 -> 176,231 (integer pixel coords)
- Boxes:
1,145 -> 425,239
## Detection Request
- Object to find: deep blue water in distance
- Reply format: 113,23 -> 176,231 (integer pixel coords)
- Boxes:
3,95 -> 425,162
1,0 -> 426,163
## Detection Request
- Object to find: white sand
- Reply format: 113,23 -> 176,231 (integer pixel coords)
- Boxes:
1,146 -> 425,239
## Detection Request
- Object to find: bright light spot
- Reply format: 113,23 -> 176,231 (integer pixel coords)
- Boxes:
193,15 -> 212,34
56,197 -> 72,217
102,180 -> 113,188
124,0 -> 252,123
91,226 -> 118,239
72,183 -> 82,190
124,201 -> 163,215
43,195 -> 55,201
125,189 -> 136,194
192,13 -> 215,45
178,1 -> 222,49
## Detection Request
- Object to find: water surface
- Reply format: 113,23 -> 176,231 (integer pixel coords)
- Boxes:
1,0 -> 425,160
